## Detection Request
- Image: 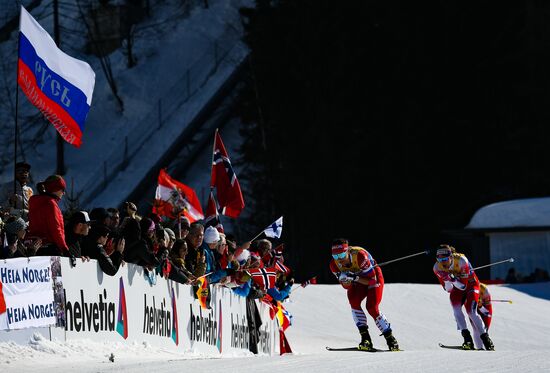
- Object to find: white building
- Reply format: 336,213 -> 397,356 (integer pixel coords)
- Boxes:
464,197 -> 550,281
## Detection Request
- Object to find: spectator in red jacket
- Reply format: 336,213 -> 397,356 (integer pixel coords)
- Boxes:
28,175 -> 69,256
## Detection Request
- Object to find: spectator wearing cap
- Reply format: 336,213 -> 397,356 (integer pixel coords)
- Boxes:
82,224 -> 125,276
201,226 -> 220,275
65,211 -> 91,258
28,175 -> 69,256
207,232 -> 237,284
0,162 -> 33,220
90,207 -> 111,227
100,207 -> 121,255
184,222 -> 206,277
2,215 -> 41,258
164,228 -> 176,250
119,202 -> 141,245
168,239 -> 195,284
106,207 -> 120,230
177,216 -> 191,240
123,216 -> 159,269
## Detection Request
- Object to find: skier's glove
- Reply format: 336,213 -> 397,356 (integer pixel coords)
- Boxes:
339,272 -> 357,283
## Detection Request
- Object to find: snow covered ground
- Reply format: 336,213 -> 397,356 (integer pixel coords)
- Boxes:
1,282 -> 549,372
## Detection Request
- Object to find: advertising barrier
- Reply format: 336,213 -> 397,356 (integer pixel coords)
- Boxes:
0,257 -> 61,330
0,257 -> 280,356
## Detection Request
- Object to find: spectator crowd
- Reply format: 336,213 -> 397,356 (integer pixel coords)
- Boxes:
0,163 -> 295,352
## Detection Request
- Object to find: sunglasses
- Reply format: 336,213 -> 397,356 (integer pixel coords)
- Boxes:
437,255 -> 451,263
332,251 -> 347,260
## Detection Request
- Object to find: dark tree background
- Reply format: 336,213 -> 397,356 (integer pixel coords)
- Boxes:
236,0 -> 550,283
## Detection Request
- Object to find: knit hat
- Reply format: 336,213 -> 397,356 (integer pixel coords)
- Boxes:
15,162 -> 31,171
236,249 -> 250,265
204,226 -> 220,244
44,175 -> 66,193
90,207 -> 109,223
5,217 -> 27,235
164,228 -> 176,241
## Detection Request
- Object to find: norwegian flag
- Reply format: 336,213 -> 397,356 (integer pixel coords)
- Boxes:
153,169 -> 204,222
210,129 -> 245,218
248,267 -> 277,291
271,260 -> 291,276
301,276 -> 317,287
204,190 -> 224,233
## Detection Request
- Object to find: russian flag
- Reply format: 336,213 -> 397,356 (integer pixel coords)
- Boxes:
18,6 -> 95,147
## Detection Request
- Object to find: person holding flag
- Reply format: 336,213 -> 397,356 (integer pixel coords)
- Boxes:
329,238 -> 400,351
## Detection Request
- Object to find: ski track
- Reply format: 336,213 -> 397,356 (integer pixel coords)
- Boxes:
1,283 -> 550,372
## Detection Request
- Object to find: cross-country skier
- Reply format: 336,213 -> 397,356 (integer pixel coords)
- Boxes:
329,238 -> 399,351
470,282 -> 493,349
433,244 -> 494,350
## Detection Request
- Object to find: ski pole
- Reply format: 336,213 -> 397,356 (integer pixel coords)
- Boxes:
473,258 -> 514,271
375,250 -> 430,268
491,299 -> 513,304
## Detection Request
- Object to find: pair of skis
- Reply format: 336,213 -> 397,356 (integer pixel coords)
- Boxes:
325,346 -> 399,353
438,343 -> 494,351
326,343 -> 493,352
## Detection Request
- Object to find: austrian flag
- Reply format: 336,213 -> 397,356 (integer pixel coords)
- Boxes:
153,169 -> 204,222
18,6 -> 95,147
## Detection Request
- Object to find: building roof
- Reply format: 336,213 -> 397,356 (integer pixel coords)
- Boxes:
466,197 -> 550,229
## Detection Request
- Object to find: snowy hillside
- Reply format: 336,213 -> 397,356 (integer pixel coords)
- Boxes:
1,282 -> 549,372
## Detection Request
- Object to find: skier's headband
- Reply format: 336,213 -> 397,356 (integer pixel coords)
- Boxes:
331,243 -> 348,255
436,248 -> 452,262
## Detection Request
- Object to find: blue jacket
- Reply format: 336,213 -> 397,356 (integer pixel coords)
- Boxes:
232,279 -> 252,297
267,284 -> 292,301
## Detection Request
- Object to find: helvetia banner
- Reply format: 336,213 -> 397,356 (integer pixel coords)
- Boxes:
0,257 -> 57,330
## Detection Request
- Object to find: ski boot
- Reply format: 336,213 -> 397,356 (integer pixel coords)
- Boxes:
383,329 -> 400,351
480,333 -> 494,351
358,326 -> 374,351
461,329 -> 475,350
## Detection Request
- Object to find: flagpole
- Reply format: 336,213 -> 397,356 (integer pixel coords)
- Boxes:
248,230 -> 264,242
207,128 -> 219,220
14,14 -> 22,195
177,212 -> 182,239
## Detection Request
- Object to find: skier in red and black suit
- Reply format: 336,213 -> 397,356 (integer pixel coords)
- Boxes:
329,238 -> 399,351
433,244 -> 494,350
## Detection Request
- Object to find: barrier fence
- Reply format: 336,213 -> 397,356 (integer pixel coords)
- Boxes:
0,256 -> 279,356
